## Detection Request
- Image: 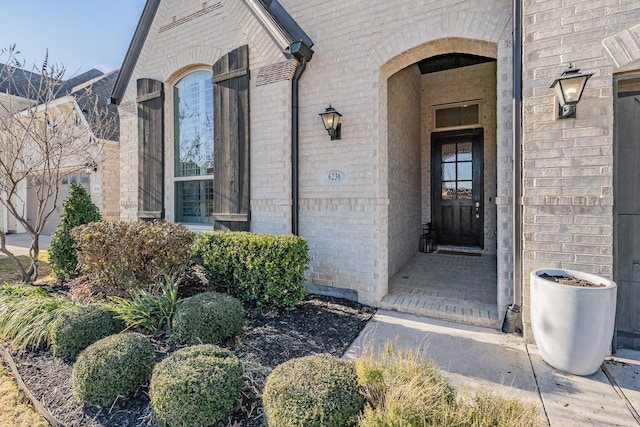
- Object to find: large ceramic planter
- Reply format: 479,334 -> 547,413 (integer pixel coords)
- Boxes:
530,268 -> 617,376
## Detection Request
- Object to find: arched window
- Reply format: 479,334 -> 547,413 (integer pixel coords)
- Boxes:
173,70 -> 213,225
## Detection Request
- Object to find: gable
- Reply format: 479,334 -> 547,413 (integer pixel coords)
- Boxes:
110,0 -> 313,105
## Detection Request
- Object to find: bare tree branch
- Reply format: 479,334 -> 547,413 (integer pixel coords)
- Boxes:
0,46 -> 118,284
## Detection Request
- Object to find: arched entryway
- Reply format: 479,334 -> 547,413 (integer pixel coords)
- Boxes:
381,38 -> 510,328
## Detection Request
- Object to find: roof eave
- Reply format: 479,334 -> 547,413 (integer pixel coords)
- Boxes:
109,0 -> 161,105
243,0 -> 314,59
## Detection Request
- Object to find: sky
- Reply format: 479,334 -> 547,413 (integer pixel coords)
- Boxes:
0,1 -> 147,77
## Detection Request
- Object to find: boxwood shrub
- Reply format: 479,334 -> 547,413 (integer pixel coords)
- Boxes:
71,221 -> 194,296
192,231 -> 310,311
149,344 -> 243,427
50,304 -> 124,358
72,332 -> 155,406
263,354 -> 364,427
172,292 -> 244,345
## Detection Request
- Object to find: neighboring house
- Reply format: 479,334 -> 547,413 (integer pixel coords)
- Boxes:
110,0 -> 640,348
0,65 -> 120,236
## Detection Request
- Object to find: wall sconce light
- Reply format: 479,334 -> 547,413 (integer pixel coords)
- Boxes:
550,65 -> 593,119
319,105 -> 342,140
84,160 -> 97,174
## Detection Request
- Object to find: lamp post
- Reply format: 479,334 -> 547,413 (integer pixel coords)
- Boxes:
319,105 -> 342,140
550,65 -> 593,119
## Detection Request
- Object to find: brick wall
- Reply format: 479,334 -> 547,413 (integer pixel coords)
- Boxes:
387,65 -> 422,278
283,0 -> 512,304
118,0 -> 514,307
100,143 -> 120,221
521,0 -> 640,340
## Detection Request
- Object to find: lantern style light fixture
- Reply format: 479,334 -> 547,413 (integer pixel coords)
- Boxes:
550,65 -> 594,119
319,105 -> 342,140
84,159 -> 97,174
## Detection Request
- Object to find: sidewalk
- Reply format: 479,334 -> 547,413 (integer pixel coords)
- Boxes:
0,233 -> 51,257
344,310 -> 640,427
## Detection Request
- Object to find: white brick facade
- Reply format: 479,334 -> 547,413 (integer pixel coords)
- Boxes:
114,0 -> 640,341
117,0 -> 513,308
521,0 -> 640,340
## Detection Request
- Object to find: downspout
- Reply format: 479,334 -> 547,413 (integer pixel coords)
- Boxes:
289,41 -> 314,236
504,0 -> 523,333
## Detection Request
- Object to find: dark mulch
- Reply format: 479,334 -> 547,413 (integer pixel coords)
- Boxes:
538,273 -> 606,288
7,294 -> 375,427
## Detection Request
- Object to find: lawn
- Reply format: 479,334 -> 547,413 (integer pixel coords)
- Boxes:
0,252 -> 52,285
0,362 -> 48,427
0,251 -> 52,426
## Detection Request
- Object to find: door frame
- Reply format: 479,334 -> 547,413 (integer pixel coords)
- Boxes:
613,72 -> 640,351
431,128 -> 484,248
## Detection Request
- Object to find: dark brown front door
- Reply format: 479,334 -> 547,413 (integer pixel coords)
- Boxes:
614,77 -> 640,350
432,129 -> 484,248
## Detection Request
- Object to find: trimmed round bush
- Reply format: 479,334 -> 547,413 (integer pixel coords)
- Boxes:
149,344 -> 243,426
172,292 -> 244,345
72,332 -> 154,406
263,354 -> 365,427
50,305 -> 124,358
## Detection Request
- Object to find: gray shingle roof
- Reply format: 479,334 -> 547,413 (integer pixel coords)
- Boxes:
0,63 -> 46,99
60,69 -> 105,94
72,70 -> 120,142
0,63 -> 119,141
0,62 -> 104,101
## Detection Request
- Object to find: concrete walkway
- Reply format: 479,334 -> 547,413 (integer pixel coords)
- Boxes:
345,310 -> 640,427
0,233 -> 51,257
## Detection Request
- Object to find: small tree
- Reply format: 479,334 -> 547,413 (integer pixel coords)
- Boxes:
0,45 -> 117,283
49,184 -> 101,280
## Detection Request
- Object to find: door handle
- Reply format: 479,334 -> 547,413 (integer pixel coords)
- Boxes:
475,201 -> 480,218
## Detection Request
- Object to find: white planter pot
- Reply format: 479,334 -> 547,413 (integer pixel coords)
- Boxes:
530,268 -> 617,376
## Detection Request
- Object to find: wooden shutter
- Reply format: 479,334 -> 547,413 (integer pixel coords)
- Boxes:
212,45 -> 250,231
136,78 -> 165,220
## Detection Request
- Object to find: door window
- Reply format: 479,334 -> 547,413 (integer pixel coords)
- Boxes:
441,141 -> 473,200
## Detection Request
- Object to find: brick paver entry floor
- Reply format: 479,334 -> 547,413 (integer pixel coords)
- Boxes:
382,250 -> 499,328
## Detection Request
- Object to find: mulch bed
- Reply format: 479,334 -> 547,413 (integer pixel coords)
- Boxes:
538,273 -> 606,288
5,294 -> 375,427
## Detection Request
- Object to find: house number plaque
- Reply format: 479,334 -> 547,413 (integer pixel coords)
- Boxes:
321,167 -> 348,185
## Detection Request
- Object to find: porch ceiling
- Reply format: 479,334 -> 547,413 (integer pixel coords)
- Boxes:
417,53 -> 495,74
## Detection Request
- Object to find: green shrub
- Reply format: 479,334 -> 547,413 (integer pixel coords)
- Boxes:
72,221 -> 194,296
149,344 -> 243,427
72,332 -> 155,406
263,354 -> 364,427
49,184 -> 101,280
192,231 -> 310,311
50,304 -> 124,358
0,283 -> 73,350
109,276 -> 179,333
172,292 -> 243,345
